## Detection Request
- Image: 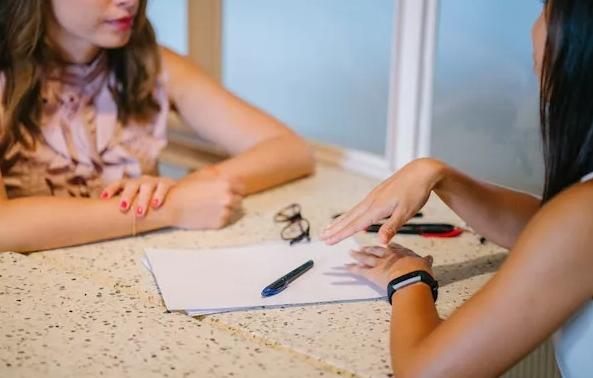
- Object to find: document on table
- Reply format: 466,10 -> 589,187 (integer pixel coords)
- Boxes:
142,238 -> 386,316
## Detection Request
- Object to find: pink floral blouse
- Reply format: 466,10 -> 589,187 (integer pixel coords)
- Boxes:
0,52 -> 170,199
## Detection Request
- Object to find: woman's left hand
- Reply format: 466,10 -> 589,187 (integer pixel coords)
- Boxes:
347,243 -> 434,288
101,176 -> 176,216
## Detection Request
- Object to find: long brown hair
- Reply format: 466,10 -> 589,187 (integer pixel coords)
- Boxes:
0,0 -> 161,161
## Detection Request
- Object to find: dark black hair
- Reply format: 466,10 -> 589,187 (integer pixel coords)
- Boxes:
540,0 -> 593,202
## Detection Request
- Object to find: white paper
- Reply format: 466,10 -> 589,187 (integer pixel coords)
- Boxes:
144,239 -> 386,313
141,255 -> 226,315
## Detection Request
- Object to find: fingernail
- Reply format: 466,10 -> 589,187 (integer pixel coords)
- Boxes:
120,201 -> 128,209
101,191 -> 108,199
136,206 -> 144,216
152,199 -> 159,208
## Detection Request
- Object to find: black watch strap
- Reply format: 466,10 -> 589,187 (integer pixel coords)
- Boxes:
387,270 -> 438,305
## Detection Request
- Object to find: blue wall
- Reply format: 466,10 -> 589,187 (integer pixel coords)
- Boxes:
221,0 -> 395,155
147,0 -> 188,55
430,0 -> 545,193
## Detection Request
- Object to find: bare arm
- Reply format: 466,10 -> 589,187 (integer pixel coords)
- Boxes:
434,162 -> 541,248
0,171 -> 171,253
161,46 -> 315,194
321,158 -> 540,249
382,182 -> 593,378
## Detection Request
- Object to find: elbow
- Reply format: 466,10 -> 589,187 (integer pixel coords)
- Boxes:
0,234 -> 22,254
299,141 -> 316,177
290,135 -> 316,177
0,235 -> 16,253
0,214 -> 9,253
0,210 -> 25,253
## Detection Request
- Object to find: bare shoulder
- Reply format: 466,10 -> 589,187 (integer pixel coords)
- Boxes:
158,45 -> 206,80
157,45 -> 216,101
538,180 -> 593,225
159,45 -> 185,67
525,180 -> 593,291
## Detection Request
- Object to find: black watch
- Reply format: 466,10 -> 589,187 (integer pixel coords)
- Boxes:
387,270 -> 438,305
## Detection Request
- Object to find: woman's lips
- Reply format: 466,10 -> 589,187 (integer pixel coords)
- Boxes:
107,15 -> 134,31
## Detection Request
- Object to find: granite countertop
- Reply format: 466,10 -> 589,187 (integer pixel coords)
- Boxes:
0,164 -> 508,378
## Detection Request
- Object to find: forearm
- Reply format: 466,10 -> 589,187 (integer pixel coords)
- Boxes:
0,197 -> 171,253
390,285 -> 442,377
197,134 -> 314,195
433,163 -> 541,249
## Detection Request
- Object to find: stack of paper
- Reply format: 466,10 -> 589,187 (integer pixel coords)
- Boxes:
142,238 -> 386,316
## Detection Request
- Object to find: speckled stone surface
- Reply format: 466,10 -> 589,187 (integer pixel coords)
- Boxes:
1,164 -> 508,378
0,252 -> 348,378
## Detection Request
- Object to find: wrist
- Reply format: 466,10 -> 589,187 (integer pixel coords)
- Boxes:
416,157 -> 448,191
152,189 -> 181,228
386,266 -> 438,304
390,281 -> 436,304
196,165 -> 220,180
387,256 -> 434,283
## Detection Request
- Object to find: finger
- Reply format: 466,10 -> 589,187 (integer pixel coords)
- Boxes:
319,202 -> 371,243
135,182 -> 156,217
345,262 -> 372,278
151,181 -> 173,209
118,181 -> 141,212
324,207 -> 385,245
230,176 -> 246,195
349,249 -> 380,267
377,208 -> 407,245
226,194 -> 242,210
328,211 -> 350,226
219,174 -> 245,194
321,201 -> 368,237
101,180 -> 124,199
425,255 -> 434,266
218,208 -> 232,228
359,246 -> 387,257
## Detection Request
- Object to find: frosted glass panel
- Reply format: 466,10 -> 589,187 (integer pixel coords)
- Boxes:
430,0 -> 544,194
147,0 -> 187,55
222,0 -> 395,155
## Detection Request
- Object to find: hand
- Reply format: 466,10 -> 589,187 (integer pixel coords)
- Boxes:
165,176 -> 244,230
101,175 -> 176,217
347,243 -> 434,289
320,158 -> 446,245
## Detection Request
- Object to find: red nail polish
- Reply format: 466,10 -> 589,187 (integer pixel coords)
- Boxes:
120,201 -> 128,209
136,206 -> 143,215
101,192 -> 108,199
152,199 -> 159,208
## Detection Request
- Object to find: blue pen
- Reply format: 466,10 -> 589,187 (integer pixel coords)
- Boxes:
261,260 -> 314,298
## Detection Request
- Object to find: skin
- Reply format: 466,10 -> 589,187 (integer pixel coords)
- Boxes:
0,0 -> 314,252
323,5 -> 593,378
321,158 -> 541,249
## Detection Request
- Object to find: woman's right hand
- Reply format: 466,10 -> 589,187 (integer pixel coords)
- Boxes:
320,158 -> 447,245
165,176 -> 244,230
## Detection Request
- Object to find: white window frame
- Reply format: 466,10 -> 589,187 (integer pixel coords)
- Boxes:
386,0 -> 440,171
165,0 -> 441,177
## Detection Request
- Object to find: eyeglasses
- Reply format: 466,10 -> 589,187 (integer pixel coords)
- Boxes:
274,203 -> 311,245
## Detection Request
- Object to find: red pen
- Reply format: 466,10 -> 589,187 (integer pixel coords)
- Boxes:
365,223 -> 463,238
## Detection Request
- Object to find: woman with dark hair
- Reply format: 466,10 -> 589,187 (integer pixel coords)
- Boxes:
321,1 -> 592,377
0,0 -> 314,252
